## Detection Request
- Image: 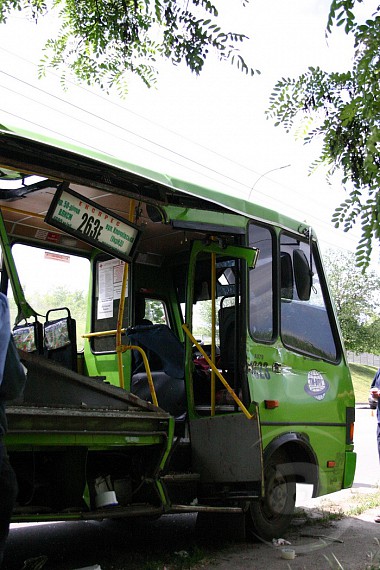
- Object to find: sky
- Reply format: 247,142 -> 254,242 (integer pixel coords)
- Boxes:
0,0 -> 378,260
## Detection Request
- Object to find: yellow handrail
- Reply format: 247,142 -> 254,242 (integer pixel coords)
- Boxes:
116,199 -> 135,389
82,329 -> 126,338
83,326 -> 158,407
116,264 -> 129,389
182,323 -> 253,420
117,344 -> 158,407
210,252 -> 216,416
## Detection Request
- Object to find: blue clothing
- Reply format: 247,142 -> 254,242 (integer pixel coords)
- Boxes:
0,294 -> 14,569
371,367 -> 380,422
371,367 -> 380,390
0,452 -> 18,568
370,368 -> 380,465
0,294 -> 10,439
0,293 -> 10,389
0,294 -> 26,438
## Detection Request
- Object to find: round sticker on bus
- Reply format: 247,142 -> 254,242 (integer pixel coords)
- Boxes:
304,370 -> 329,400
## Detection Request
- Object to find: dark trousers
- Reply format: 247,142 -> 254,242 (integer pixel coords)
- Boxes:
0,446 -> 18,568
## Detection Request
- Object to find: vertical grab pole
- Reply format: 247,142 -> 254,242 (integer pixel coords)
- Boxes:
116,199 -> 135,389
211,252 -> 216,416
0,209 -> 37,322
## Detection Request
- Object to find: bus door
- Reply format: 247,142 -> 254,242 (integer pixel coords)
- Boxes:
248,224 -> 344,421
247,223 -> 353,497
184,239 -> 263,493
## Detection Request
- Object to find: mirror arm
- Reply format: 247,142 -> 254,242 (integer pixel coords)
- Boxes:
308,226 -> 315,288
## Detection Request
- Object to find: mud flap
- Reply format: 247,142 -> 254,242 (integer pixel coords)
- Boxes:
190,411 -> 262,484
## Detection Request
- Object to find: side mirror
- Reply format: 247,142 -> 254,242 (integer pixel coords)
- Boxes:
280,252 -> 293,300
293,249 -> 312,301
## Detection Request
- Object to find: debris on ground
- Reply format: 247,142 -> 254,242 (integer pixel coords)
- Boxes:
272,538 -> 291,546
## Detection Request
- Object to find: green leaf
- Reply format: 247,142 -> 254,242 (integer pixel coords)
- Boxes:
266,2 -> 380,270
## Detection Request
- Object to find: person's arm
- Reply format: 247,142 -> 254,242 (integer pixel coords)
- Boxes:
0,293 -> 10,386
370,369 -> 380,398
0,292 -> 27,401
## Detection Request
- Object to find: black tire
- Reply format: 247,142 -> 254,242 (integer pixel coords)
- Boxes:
247,452 -> 296,542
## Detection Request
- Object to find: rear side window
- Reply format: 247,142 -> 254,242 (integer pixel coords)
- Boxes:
10,244 -> 90,350
280,232 -> 339,362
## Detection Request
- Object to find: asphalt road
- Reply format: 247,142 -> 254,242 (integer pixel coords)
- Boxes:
4,516 -> 201,570
2,405 -> 379,570
353,404 -> 379,488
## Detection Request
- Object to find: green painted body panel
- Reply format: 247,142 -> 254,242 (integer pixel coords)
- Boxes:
83,348 -> 131,389
246,334 -> 355,496
165,205 -> 248,231
343,451 -> 357,488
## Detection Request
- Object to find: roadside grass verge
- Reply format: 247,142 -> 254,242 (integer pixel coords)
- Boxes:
345,490 -> 380,517
294,489 -> 380,527
349,362 -> 378,403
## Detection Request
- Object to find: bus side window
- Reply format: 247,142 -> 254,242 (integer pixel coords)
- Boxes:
10,244 -> 90,351
143,298 -> 168,326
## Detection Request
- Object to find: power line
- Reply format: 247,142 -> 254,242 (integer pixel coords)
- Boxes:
0,45 -> 337,208
0,107 -> 251,197
0,50 -> 360,243
0,75 -> 341,229
0,46 -> 343,216
0,45 -> 265,181
0,69 -> 258,193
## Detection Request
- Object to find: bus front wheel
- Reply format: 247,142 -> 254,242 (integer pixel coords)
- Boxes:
247,452 -> 296,541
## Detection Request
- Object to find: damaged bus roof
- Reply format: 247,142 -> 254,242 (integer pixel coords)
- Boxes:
0,124 -> 308,235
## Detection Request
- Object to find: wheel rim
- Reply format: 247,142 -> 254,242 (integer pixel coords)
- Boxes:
262,465 -> 289,520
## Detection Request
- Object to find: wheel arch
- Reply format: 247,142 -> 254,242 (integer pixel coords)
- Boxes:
264,432 -> 319,497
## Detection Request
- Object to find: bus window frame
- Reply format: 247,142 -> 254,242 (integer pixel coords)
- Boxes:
279,231 -> 342,364
247,221 -> 278,345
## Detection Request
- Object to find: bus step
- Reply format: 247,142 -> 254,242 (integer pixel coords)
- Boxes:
170,504 -> 243,514
161,472 -> 201,483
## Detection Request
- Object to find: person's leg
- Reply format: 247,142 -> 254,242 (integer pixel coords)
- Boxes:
0,450 -> 18,567
375,424 -> 380,523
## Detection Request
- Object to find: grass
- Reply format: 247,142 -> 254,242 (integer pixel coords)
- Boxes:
294,506 -> 345,527
366,538 -> 380,570
314,489 -> 380,518
293,488 -> 380,530
345,490 -> 380,516
349,362 -> 378,402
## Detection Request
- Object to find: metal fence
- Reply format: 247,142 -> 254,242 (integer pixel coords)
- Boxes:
347,351 -> 380,368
